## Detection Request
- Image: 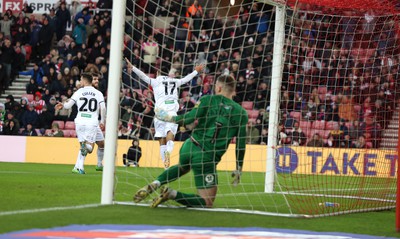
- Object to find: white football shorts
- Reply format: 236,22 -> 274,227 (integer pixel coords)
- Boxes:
76,124 -> 104,143
154,118 -> 178,138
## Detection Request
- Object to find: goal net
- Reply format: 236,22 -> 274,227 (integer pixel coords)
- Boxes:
111,0 -> 399,217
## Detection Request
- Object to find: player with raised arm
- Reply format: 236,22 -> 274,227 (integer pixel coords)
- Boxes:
56,73 -> 106,174
125,57 -> 204,168
133,75 -> 248,208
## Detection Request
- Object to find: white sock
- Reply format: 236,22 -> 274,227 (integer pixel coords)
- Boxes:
151,180 -> 161,188
160,145 -> 167,162
97,147 -> 104,167
86,144 -> 93,153
169,189 -> 177,199
78,151 -> 86,170
166,140 -> 174,154
74,151 -> 81,169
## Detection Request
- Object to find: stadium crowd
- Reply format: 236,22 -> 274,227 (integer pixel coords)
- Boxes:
0,0 -> 398,149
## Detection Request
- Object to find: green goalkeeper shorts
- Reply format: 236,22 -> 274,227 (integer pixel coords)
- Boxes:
179,139 -> 218,189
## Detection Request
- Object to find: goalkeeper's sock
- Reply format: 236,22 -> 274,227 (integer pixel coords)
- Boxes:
166,140 -> 174,154
97,147 -> 104,167
174,191 -> 206,207
156,164 -> 189,185
160,145 -> 166,162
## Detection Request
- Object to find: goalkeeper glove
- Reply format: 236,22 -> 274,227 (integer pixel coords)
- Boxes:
231,166 -> 242,187
155,107 -> 174,122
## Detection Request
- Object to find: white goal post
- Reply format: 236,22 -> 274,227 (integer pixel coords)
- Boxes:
101,0 -> 127,205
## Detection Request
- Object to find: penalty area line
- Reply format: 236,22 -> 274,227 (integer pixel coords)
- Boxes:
0,204 -> 101,216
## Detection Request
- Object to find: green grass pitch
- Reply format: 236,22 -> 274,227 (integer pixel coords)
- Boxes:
0,162 -> 398,238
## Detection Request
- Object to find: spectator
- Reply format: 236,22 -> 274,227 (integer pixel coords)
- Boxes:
19,97 -> 29,111
37,16 -> 54,60
22,2 -> 34,13
74,7 -> 91,25
21,103 -> 39,128
21,123 -> 38,136
307,133 -> 324,147
4,95 -> 17,112
348,120 -> 363,140
70,0 -> 84,25
37,104 -> 54,130
54,95 -> 71,121
97,0 -> 113,9
0,14 -> 13,39
288,121 -> 306,146
47,8 -> 58,33
19,63 -> 44,86
0,103 -> 5,134
72,17 -> 87,47
246,120 -> 260,144
340,134 -> 353,148
186,0 -> 203,18
351,135 -> 370,149
46,122 -> 64,137
259,128 -> 268,145
3,118 -> 19,135
122,137 -> 142,167
325,134 -> 335,148
141,35 -> 158,73
32,92 -> 46,114
55,1 -> 71,41
328,123 -> 344,147
302,98 -> 317,121
1,39 -> 16,88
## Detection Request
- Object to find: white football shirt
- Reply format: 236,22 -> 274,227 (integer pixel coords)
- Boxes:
132,67 -> 198,112
70,86 -> 105,125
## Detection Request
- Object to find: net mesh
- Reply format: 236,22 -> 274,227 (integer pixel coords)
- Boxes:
113,0 -> 399,216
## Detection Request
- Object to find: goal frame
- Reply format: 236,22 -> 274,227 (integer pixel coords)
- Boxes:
101,0 -> 126,204
103,0 -> 399,226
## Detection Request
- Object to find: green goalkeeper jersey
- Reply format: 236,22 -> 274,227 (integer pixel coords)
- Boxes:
174,95 -> 248,169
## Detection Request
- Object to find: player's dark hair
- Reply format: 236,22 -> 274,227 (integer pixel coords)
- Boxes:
81,72 -> 93,83
217,75 -> 236,92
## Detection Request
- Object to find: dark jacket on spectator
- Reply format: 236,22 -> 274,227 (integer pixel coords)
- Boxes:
22,107 -> 39,128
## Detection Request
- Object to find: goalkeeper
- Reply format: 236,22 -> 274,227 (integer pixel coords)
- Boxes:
133,75 -> 248,208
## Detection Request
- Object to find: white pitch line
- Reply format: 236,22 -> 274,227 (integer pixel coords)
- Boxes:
0,204 -> 101,216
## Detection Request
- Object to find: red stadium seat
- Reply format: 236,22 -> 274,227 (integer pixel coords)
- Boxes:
317,86 -> 327,94
52,120 -> 65,130
326,121 -> 339,130
300,121 -> 312,131
69,130 -> 77,138
312,120 -> 326,130
62,130 -> 71,137
310,129 -> 328,139
64,121 -> 75,130
247,109 -> 260,119
290,111 -> 301,121
24,45 -> 32,61
21,94 -> 34,103
241,101 -> 254,110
